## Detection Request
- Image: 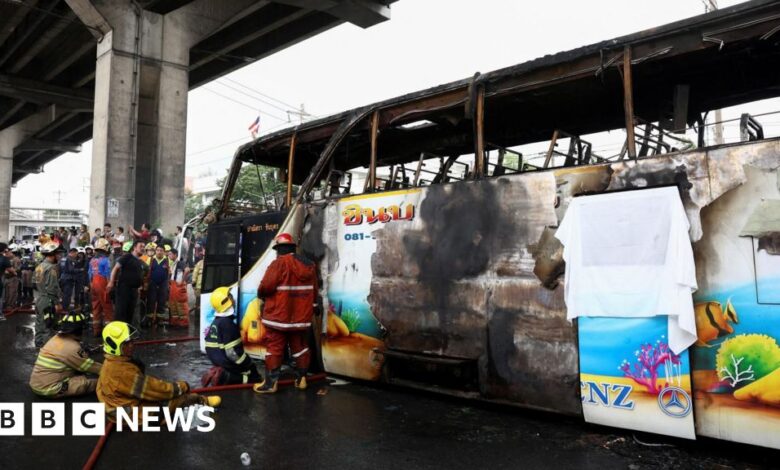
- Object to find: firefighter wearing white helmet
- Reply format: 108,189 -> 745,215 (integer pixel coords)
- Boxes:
88,238 -> 114,336
33,242 -> 65,347
201,287 -> 262,386
96,321 -> 222,420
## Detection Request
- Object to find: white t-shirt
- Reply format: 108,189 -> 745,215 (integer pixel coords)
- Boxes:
555,186 -> 697,354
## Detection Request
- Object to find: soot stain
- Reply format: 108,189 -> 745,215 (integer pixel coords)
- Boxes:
300,205 -> 326,262
402,181 -> 522,310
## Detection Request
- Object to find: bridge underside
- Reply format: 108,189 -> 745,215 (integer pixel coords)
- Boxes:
0,0 -> 395,239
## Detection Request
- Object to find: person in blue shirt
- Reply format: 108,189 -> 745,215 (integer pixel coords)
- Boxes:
88,239 -> 113,336
143,243 -> 169,327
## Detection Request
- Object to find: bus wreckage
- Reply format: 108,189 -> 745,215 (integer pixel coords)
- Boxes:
200,0 -> 780,449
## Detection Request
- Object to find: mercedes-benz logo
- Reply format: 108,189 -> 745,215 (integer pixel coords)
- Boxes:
657,386 -> 692,418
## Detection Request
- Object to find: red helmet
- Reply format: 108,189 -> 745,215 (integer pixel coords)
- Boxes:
273,233 -> 296,248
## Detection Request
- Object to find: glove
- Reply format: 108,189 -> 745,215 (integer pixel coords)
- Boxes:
43,305 -> 55,329
177,381 -> 190,394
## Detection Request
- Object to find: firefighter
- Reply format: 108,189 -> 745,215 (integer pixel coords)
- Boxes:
34,242 -> 64,348
143,243 -> 169,327
29,312 -> 101,397
253,233 -> 318,394
97,321 -> 221,420
202,287 -> 261,386
89,239 -> 114,336
167,247 -> 189,327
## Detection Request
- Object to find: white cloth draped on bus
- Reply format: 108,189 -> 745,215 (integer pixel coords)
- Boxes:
555,186 -> 697,354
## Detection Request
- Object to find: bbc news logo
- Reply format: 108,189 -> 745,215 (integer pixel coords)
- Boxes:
0,403 -> 215,436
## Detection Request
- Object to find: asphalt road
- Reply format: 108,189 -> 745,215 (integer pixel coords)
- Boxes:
0,311 -> 777,469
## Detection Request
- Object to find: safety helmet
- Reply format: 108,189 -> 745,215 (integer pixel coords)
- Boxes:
122,240 -> 134,252
273,233 -> 296,248
210,287 -> 235,316
163,244 -> 172,252
40,242 -> 62,255
58,312 -> 87,336
94,239 -> 110,253
77,247 -> 85,254
85,244 -> 94,251
145,242 -> 157,251
8,243 -> 18,252
102,321 -> 139,356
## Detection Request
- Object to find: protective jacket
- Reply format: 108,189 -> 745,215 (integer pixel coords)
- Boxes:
257,253 -> 318,330
205,316 -> 251,371
29,335 -> 101,396
97,354 -> 189,415
34,259 -> 60,299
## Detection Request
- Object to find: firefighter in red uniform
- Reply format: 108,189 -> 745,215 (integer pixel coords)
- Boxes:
253,233 -> 318,394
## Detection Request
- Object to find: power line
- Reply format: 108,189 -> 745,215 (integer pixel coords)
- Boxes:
223,77 -> 313,117
202,87 -> 288,122
214,80 -> 290,115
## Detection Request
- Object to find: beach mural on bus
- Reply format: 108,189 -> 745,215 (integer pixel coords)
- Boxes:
323,188 -> 424,380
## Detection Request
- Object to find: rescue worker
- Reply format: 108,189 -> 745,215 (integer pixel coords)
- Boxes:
107,241 -> 144,325
143,243 -> 169,327
203,287 -> 261,385
60,248 -> 80,309
192,254 -> 204,310
89,239 -> 114,336
34,242 -> 64,348
97,321 -> 221,420
167,248 -> 189,327
29,312 -> 101,397
253,233 -> 318,394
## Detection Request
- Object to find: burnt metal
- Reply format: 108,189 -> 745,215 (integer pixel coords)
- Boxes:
740,113 -> 765,141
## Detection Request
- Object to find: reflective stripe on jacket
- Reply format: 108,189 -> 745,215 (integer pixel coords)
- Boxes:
96,354 -> 189,414
29,335 -> 101,396
257,253 -> 318,330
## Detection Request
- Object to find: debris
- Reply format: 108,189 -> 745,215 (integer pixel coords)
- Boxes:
240,452 -> 251,466
149,362 -> 169,368
166,343 -> 177,347
316,388 -> 328,396
632,434 -> 674,448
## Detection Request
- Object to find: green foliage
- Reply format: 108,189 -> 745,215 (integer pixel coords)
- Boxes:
717,334 -> 780,382
184,190 -> 205,221
217,163 -> 286,205
340,309 -> 361,333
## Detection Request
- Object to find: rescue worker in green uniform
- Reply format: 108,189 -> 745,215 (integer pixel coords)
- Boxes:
34,242 -> 65,348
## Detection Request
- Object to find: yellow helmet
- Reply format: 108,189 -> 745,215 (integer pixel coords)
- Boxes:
102,321 -> 139,355
94,238 -> 111,253
40,241 -> 62,255
145,242 -> 157,250
210,287 -> 235,316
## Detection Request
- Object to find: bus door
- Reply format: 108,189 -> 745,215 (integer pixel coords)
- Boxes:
200,223 -> 241,351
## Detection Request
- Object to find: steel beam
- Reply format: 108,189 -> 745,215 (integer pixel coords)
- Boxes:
0,74 -> 93,110
14,138 -> 81,155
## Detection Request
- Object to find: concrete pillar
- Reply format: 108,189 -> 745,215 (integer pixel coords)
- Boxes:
0,150 -> 12,241
87,2 -> 189,234
0,107 -> 63,240
78,0 -> 253,235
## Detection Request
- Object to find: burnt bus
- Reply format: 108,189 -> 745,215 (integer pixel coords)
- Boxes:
201,1 -> 780,448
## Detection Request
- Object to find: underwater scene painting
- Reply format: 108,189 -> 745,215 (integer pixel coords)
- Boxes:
692,277 -> 780,449
579,316 -> 696,439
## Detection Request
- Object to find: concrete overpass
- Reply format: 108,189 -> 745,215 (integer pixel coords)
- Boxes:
0,0 -> 396,239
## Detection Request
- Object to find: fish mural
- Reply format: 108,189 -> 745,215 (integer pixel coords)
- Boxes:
693,300 -> 738,348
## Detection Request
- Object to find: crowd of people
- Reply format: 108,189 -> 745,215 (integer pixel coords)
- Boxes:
12,231 -> 317,421
0,223 -> 208,348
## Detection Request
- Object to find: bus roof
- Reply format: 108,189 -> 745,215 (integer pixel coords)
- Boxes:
236,0 -> 780,180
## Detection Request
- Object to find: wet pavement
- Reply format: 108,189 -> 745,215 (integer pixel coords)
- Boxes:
0,311 -> 778,469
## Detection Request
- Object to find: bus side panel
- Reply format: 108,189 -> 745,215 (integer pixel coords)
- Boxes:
692,159 -> 780,450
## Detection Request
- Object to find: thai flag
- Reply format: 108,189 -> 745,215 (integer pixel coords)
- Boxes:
248,116 -> 260,138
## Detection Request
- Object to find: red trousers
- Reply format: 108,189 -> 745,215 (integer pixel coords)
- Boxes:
261,327 -> 310,370
90,276 -> 113,335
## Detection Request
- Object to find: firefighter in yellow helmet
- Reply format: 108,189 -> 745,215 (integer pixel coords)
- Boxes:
29,312 -> 102,397
96,321 -> 221,420
201,287 -> 261,386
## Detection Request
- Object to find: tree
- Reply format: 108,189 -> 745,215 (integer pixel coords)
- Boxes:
184,190 -> 205,221
217,163 -> 286,206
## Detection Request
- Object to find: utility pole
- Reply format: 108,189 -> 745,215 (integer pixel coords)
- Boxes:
287,103 -> 311,124
702,0 -> 725,145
